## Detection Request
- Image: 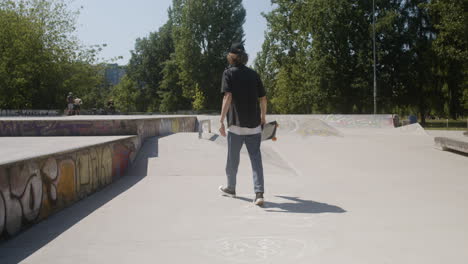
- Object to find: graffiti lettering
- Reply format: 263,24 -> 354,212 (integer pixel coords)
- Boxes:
0,109 -> 59,117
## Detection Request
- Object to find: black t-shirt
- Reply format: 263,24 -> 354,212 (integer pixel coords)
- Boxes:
221,65 -> 266,128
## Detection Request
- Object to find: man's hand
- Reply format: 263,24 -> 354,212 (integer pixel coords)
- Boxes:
219,123 -> 227,137
261,116 -> 266,126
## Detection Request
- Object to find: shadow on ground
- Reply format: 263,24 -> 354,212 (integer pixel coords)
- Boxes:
234,195 -> 346,214
0,137 -> 160,264
444,149 -> 468,157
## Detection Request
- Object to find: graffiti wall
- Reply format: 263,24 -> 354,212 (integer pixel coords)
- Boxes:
0,137 -> 138,240
0,109 -> 60,117
0,117 -> 197,137
0,120 -> 136,137
135,117 -> 197,146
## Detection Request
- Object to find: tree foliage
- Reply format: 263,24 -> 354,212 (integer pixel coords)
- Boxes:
0,0 -> 104,110
121,0 -> 246,112
428,0 -> 467,118
124,20 -> 175,112
13,0 -> 460,117
254,0 -> 467,119
170,0 -> 245,110
111,75 -> 139,113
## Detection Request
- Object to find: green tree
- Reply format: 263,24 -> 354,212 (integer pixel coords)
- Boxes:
169,0 -> 246,110
257,0 -> 465,119
0,0 -> 103,110
255,0 -> 316,113
127,20 -> 175,112
259,0 -> 379,114
399,0 -> 437,124
158,54 -> 191,112
111,76 -> 139,113
254,34 -> 278,112
0,7 -> 44,108
428,0 -> 468,118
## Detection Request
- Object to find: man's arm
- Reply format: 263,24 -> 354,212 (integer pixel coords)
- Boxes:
219,92 -> 232,137
260,96 -> 267,125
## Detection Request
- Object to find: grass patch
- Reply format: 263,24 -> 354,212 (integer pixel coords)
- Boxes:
422,119 -> 468,129
424,127 -> 468,131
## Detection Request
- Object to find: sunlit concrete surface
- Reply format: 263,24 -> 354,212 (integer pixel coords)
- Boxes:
0,136 -> 135,165
1,116 -> 467,264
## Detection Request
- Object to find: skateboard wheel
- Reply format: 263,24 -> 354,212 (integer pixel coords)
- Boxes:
272,137 -> 277,141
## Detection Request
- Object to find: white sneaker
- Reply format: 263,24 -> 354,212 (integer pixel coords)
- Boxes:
254,192 -> 264,206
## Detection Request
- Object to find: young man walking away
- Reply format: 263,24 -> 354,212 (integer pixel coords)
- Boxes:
218,43 -> 268,206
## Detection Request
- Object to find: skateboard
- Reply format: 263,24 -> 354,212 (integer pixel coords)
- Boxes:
261,121 -> 278,141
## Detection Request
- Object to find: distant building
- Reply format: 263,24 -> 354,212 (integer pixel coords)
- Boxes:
105,64 -> 126,86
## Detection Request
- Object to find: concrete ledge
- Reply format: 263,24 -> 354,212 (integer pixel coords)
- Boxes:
312,114 -> 395,128
0,136 -> 139,240
0,116 -> 198,139
434,137 -> 468,154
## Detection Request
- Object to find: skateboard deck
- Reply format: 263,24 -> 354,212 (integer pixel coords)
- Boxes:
261,121 -> 278,141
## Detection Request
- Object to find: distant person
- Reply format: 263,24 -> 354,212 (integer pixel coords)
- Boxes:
218,43 -> 268,206
107,99 -> 115,114
73,97 -> 83,115
66,92 -> 74,115
393,115 -> 400,127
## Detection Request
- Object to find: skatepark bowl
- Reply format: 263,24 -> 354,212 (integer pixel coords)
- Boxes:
0,115 -> 467,264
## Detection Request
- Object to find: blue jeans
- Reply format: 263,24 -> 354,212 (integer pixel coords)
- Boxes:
226,132 -> 264,193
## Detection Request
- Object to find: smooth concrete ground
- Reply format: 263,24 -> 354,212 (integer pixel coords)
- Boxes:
1,120 -> 467,263
0,136 -> 135,165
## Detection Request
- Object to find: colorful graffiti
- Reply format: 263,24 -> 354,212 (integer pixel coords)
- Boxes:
0,120 -> 136,137
0,162 -> 44,236
0,117 -> 197,137
75,145 -> 116,199
112,142 -> 136,180
0,109 -> 59,116
0,138 -> 137,239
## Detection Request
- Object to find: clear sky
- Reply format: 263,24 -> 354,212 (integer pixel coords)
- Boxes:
71,0 -> 273,65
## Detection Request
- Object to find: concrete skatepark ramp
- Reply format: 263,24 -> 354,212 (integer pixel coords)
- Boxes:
0,116 -> 198,241
1,115 -> 467,264
308,114 -> 395,128
198,114 -> 393,138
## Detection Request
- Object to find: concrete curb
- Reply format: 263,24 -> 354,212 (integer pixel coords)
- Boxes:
434,137 -> 468,154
